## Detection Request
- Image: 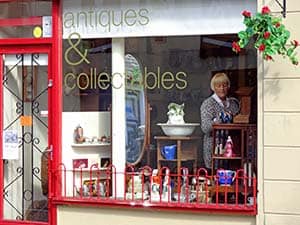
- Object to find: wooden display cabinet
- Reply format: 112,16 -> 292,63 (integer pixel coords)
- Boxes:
211,123 -> 257,176
155,136 -> 200,175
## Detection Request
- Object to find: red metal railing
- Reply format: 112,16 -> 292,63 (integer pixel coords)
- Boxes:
52,164 -> 257,214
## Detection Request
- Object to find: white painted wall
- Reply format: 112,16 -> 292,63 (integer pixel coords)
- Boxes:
58,206 -> 256,225
257,1 -> 300,224
62,111 -> 111,196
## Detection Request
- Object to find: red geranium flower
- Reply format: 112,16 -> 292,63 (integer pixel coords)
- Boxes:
232,41 -> 241,53
293,40 -> 299,47
263,31 -> 271,39
259,44 -> 266,52
265,55 -> 273,61
242,10 -> 251,18
275,22 -> 281,28
261,6 -> 271,14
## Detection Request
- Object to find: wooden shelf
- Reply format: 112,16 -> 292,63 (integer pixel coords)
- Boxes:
154,136 -> 201,141
156,136 -> 200,174
212,123 -> 256,130
212,156 -> 242,160
159,159 -> 196,162
211,124 -> 257,175
71,143 -> 111,147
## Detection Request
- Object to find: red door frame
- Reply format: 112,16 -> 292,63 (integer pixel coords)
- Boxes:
0,45 -> 52,225
0,1 -> 62,225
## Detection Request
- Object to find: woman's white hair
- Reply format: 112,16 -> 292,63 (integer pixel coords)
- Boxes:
210,72 -> 230,91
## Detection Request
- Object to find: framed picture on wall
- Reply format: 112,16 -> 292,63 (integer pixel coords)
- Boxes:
73,158 -> 88,169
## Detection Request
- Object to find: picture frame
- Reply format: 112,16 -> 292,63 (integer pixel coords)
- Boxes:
100,157 -> 111,168
72,158 -> 88,169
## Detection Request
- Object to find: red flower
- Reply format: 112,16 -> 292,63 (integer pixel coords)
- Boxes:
263,31 -> 271,39
275,22 -> 281,28
265,55 -> 273,61
293,40 -> 299,47
261,6 -> 271,14
259,44 -> 266,52
232,41 -> 241,53
242,10 -> 251,18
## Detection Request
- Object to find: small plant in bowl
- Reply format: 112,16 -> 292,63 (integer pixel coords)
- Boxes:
157,102 -> 200,137
167,102 -> 185,124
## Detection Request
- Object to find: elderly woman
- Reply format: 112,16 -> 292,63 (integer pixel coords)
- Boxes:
200,73 -> 240,170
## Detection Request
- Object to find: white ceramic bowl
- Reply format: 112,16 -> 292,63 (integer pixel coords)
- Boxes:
157,123 -> 200,137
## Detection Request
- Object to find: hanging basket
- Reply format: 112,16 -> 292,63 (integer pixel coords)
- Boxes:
232,6 -> 299,65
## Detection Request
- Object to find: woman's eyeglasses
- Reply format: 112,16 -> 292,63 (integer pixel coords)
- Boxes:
215,83 -> 229,89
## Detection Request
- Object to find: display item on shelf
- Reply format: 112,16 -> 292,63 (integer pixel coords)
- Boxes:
223,136 -> 234,157
74,124 -> 85,143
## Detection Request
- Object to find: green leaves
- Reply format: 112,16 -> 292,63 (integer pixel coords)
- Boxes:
234,6 -> 299,65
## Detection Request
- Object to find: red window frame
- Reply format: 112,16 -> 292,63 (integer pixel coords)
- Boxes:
52,1 -> 257,216
0,1 -> 61,225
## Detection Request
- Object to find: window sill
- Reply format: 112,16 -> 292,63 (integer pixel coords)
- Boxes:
52,197 -> 257,216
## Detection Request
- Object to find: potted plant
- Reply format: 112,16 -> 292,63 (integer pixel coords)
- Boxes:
232,6 -> 299,65
167,102 -> 185,124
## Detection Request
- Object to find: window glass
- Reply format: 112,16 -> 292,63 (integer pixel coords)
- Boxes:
60,34 -> 257,210
0,0 -> 52,38
123,36 -> 257,206
125,35 -> 257,173
62,38 -> 112,188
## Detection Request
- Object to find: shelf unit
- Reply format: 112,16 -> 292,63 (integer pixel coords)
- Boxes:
211,123 -> 257,175
71,143 -> 111,148
155,136 -> 200,175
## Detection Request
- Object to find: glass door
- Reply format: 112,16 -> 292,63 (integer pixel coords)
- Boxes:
1,52 -> 50,223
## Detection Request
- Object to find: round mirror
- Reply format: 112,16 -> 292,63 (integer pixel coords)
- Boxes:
125,54 -> 148,165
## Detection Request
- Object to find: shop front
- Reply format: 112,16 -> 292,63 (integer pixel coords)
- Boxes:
0,0 -> 299,225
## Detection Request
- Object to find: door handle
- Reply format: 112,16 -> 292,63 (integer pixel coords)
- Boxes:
44,145 -> 53,160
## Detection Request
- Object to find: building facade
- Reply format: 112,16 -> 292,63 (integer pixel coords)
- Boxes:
0,1 -> 299,225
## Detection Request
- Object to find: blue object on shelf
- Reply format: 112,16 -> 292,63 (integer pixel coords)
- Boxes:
161,145 -> 177,160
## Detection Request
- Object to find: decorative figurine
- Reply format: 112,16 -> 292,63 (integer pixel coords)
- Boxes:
219,111 -> 233,123
223,136 -> 234,157
126,174 -> 148,200
150,169 -> 160,201
74,124 -> 85,143
162,169 -> 171,202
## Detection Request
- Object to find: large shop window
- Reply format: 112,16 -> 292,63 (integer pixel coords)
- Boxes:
59,35 -> 257,214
